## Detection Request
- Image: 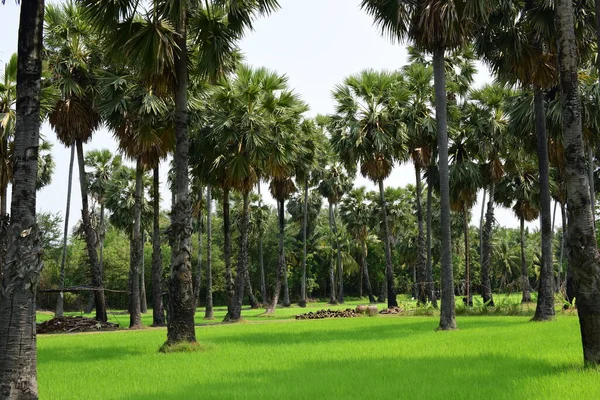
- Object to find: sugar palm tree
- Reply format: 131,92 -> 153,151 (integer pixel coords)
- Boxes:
45,2 -> 106,323
329,70 -> 408,309
0,0 -> 45,395
362,0 -> 493,329
340,187 -> 376,303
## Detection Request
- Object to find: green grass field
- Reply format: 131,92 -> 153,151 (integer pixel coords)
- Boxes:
37,299 -> 600,399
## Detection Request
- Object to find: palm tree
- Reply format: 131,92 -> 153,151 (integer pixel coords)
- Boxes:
556,0 -> 600,365
0,0 -> 45,396
340,187 -> 376,303
362,0 -> 493,329
45,2 -> 106,323
318,163 -> 352,304
329,70 -> 408,309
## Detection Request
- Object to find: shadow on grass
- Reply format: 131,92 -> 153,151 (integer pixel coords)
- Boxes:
117,354 -> 571,399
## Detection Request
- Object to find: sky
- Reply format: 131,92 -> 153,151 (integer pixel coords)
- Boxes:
0,0 -> 536,231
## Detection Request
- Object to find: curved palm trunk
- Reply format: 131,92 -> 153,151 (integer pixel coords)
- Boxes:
266,199 -> 287,314
299,183 -> 309,307
0,3 -> 44,395
152,166 -> 165,326
463,205 -> 471,305
520,216 -> 532,303
223,187 -> 233,317
433,48 -> 456,329
378,178 -> 397,308
414,164 -> 427,304
257,184 -> 267,304
426,176 -> 437,308
532,89 -> 555,321
140,232 -> 148,314
361,239 -> 375,303
76,139 -> 107,323
165,7 -> 196,346
481,183 -> 495,306
129,158 -> 143,329
56,143 -> 75,317
332,204 -> 344,304
327,202 -> 337,304
193,186 -> 203,307
204,186 -> 214,320
558,0 -> 600,364
228,190 -> 250,322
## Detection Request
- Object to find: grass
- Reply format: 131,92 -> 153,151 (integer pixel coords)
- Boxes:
37,308 -> 600,399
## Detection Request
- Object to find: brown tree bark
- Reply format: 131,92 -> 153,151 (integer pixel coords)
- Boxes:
56,143 -> 75,317
378,179 -> 398,308
481,183 -> 495,306
299,183 -> 309,307
361,239 -> 375,303
129,158 -> 143,328
415,164 -> 427,304
151,166 -> 165,326
204,186 -> 214,320
227,190 -> 250,322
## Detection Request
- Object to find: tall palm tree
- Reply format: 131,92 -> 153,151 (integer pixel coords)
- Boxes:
362,0 -> 493,329
318,163 -> 352,304
0,0 -> 45,396
329,70 -> 408,309
45,2 -> 106,323
340,187 -> 376,303
556,0 -> 600,365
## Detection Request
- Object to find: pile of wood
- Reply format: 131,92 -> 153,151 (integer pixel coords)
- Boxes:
37,316 -> 119,334
379,306 -> 404,315
295,308 -> 361,320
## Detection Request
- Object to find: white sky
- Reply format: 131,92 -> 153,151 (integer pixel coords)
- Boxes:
0,0 -> 538,231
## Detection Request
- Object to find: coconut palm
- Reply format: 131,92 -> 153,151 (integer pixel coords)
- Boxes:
329,69 -> 408,309
340,187 -> 376,303
45,2 -> 106,323
361,0 -> 493,330
0,0 -> 45,395
318,163 -> 352,304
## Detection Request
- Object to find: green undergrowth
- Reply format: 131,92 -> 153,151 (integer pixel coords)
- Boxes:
37,315 -> 600,399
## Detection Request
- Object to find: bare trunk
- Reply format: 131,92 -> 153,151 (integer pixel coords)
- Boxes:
193,186 -> 203,307
589,147 -> 596,231
0,133 -> 8,289
415,164 -> 427,304
152,166 -> 165,326
76,139 -> 107,323
327,202 -> 337,304
481,183 -> 495,306
433,48 -> 456,329
299,183 -> 309,307
282,199 -> 291,308
520,217 -> 532,303
558,0 -> 600,364
361,239 -> 375,303
245,268 -> 258,309
140,232 -> 147,314
425,175 -> 437,307
223,187 -> 233,317
463,205 -> 471,305
0,2 -> 44,396
257,183 -> 267,304
379,179 -> 397,308
479,188 -> 486,268
332,204 -> 344,303
266,198 -> 287,314
56,144 -> 75,317
204,186 -> 214,320
129,159 -> 143,328
533,89 -> 555,321
228,190 -> 249,322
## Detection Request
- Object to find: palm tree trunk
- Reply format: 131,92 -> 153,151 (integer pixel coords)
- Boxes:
299,182 -> 309,307
0,134 -> 9,287
56,143 -> 75,317
165,5 -> 196,346
228,189 -> 250,322
426,176 -> 437,308
140,231 -> 148,314
282,199 -> 291,308
245,268 -> 258,309
152,166 -> 165,326
129,158 -> 143,328
433,47 -> 456,330
332,204 -> 344,304
361,239 -> 375,303
589,146 -> 596,231
193,186 -> 203,307
257,183 -> 267,304
532,88 -> 555,321
223,187 -> 234,317
481,183 -> 495,306
0,3 -> 44,395
76,139 -> 107,323
378,178 -> 397,308
377,279 -> 386,303
414,164 -> 427,304
327,202 -> 337,304
266,198 -> 287,314
463,205 -> 471,305
204,185 -> 214,320
479,188 -> 486,268
558,0 -> 600,364
520,216 -> 532,303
